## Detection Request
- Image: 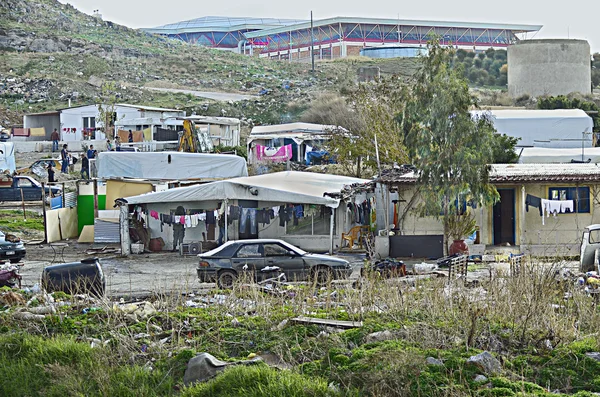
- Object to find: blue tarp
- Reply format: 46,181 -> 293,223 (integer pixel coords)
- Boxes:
51,196 -> 62,210
305,150 -> 332,165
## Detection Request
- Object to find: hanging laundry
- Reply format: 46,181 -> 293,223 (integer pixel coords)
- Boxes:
150,210 -> 159,220
206,210 -> 216,224
229,206 -> 240,220
525,194 -> 543,216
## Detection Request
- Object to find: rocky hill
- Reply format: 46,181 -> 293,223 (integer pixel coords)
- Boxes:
0,0 -> 420,129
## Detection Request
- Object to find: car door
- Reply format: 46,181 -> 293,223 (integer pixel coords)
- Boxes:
263,243 -> 307,282
231,243 -> 265,279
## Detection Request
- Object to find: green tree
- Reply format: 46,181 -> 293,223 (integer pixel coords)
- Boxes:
538,95 -> 600,133
592,53 -> 600,89
97,82 -> 119,140
402,40 -> 499,251
302,83 -> 410,177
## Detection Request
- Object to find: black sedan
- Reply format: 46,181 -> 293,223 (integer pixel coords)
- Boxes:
0,231 -> 26,263
197,239 -> 352,289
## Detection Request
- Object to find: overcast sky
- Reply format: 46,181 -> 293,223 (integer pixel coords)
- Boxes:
59,0 -> 599,52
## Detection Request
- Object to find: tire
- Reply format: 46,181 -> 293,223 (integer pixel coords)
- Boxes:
217,270 -> 237,289
312,266 -> 333,286
9,259 -> 21,264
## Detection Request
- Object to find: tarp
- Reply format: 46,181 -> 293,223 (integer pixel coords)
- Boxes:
122,171 -> 368,208
0,142 -> 16,173
471,109 -> 594,149
518,147 -> 600,164
256,144 -> 293,162
97,151 -> 248,180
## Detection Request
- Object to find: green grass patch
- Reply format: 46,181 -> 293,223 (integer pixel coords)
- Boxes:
0,210 -> 44,233
0,333 -> 177,397
181,364 -> 341,397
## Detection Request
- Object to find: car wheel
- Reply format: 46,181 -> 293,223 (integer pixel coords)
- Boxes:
217,270 -> 237,289
312,266 -> 333,286
9,258 -> 21,264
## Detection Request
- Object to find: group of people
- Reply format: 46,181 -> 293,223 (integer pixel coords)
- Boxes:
47,143 -> 98,182
47,129 -> 136,183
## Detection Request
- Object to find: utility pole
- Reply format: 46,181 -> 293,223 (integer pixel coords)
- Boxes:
311,11 -> 315,73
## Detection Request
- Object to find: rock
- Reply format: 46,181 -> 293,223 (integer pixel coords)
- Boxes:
183,352 -> 262,386
13,311 -> 46,321
426,357 -> 444,366
365,330 -> 395,344
474,374 -> 488,383
467,351 -> 502,375
585,352 -> 600,362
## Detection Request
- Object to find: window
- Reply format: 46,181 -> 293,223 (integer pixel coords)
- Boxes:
264,243 -> 290,257
548,187 -> 590,213
235,244 -> 262,258
83,117 -> 96,129
17,179 -> 33,188
589,229 -> 600,244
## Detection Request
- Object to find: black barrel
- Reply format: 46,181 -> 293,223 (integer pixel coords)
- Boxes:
42,258 -> 105,297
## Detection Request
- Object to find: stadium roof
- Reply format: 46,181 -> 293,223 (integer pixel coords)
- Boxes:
244,16 -> 542,38
144,16 -> 307,34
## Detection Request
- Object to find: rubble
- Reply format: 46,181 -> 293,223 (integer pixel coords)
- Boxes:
467,351 -> 502,375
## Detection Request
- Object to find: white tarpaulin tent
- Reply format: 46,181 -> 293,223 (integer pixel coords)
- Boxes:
518,147 -> 600,164
471,109 -> 594,149
122,171 -> 368,208
97,151 -> 248,180
0,142 -> 16,173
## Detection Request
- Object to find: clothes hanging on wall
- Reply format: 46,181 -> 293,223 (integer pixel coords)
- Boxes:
525,194 -> 543,216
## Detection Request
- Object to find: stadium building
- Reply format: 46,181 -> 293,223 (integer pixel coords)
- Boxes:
143,16 -> 542,60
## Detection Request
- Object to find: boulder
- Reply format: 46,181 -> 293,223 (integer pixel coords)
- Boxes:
426,357 -> 443,366
467,351 -> 502,375
183,352 -> 262,386
474,374 -> 488,383
585,352 -> 600,362
365,330 -> 394,344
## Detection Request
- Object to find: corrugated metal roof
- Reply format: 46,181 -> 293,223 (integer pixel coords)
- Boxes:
472,109 -> 591,120
250,123 -> 342,135
376,164 -> 600,185
116,104 -> 184,113
245,16 -> 542,38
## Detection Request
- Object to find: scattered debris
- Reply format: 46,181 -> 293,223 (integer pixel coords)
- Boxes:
291,316 -> 363,329
183,352 -> 262,386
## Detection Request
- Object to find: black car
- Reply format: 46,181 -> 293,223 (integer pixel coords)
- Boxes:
0,231 -> 26,263
197,239 -> 352,289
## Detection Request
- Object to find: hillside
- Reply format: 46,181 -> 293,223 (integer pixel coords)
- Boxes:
0,0 -> 421,128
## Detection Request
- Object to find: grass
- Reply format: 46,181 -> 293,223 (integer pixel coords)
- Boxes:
0,209 -> 44,233
1,260 -> 599,395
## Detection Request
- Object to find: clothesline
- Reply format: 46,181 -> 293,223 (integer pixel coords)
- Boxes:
525,194 -> 574,226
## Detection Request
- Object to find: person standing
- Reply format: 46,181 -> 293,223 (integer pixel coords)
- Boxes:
60,144 -> 69,173
47,163 -> 55,183
128,130 -> 133,143
50,129 -> 59,152
80,153 -> 89,180
115,135 -> 121,151
172,205 -> 186,252
87,144 -> 97,177
106,139 -> 113,151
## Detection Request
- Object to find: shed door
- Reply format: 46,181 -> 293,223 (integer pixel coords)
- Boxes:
493,189 -> 516,246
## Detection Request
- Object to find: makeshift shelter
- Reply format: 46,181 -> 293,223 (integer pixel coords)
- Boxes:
97,151 -> 248,180
247,122 -> 343,165
471,109 -> 594,149
118,171 -> 368,255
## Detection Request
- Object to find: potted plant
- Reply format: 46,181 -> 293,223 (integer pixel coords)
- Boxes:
444,210 -> 477,256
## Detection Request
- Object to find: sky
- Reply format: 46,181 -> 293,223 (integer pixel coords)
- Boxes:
59,0 -> 599,52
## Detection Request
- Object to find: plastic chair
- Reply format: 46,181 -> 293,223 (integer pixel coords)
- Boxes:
341,225 -> 368,249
